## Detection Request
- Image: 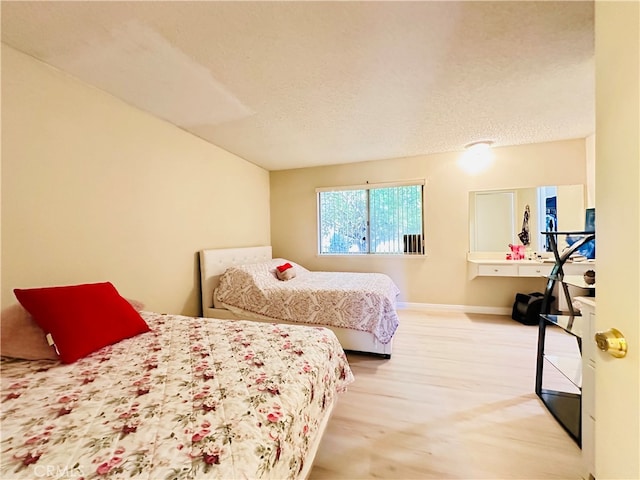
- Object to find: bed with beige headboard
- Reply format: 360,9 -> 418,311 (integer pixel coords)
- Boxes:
199,246 -> 396,358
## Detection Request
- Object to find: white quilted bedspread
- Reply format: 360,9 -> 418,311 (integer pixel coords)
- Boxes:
215,260 -> 400,344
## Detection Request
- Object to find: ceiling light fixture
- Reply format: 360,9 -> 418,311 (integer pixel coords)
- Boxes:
464,140 -> 494,151
458,140 -> 495,174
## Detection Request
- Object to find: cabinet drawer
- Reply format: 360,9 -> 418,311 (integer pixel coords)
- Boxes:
518,264 -> 553,277
478,264 -> 518,276
583,363 -> 595,419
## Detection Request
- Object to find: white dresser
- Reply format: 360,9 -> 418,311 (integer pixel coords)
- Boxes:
575,297 -> 596,480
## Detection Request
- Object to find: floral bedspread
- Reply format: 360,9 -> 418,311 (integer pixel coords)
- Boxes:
215,261 -> 400,344
0,312 -> 354,480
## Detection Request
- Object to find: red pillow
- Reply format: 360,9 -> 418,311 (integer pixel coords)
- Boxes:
14,282 -> 150,364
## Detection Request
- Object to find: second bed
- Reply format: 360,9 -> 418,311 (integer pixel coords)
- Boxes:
199,246 -> 400,358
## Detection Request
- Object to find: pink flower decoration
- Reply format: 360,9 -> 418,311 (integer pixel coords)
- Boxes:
23,452 -> 41,466
96,462 -> 111,475
267,411 -> 283,423
203,453 -> 220,465
121,424 -> 137,435
57,407 -> 72,417
136,387 -> 150,396
267,386 -> 280,395
25,436 -> 41,445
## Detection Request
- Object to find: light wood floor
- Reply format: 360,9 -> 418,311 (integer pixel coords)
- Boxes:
310,309 -> 584,479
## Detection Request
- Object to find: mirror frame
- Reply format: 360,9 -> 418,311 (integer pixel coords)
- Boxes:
469,184 -> 586,253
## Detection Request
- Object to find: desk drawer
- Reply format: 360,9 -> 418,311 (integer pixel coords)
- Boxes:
518,264 -> 553,277
478,264 -> 518,276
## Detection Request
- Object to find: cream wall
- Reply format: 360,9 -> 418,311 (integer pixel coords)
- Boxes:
270,139 -> 587,309
1,46 -> 271,315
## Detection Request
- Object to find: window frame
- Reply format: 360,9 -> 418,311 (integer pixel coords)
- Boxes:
316,179 -> 426,256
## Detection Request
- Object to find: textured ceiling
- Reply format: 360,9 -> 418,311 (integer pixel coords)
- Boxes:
1,1 -> 595,171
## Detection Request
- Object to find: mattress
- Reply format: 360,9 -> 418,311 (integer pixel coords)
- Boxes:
0,312 -> 354,480
215,259 -> 400,344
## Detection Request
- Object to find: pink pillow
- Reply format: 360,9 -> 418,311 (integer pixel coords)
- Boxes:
14,282 -> 150,364
125,298 -> 145,312
0,304 -> 59,360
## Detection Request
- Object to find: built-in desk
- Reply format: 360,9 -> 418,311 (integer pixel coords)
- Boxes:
467,253 -> 595,281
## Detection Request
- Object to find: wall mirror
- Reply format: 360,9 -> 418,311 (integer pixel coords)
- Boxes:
469,184 -> 585,253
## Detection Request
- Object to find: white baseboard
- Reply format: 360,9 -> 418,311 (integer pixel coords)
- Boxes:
397,302 -> 511,316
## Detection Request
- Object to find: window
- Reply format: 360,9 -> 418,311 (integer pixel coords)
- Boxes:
317,181 -> 424,255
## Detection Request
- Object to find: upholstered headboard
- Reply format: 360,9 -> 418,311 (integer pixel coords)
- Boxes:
199,246 -> 272,316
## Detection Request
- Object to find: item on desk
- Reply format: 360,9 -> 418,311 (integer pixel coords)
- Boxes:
508,243 -> 525,260
584,269 -> 596,285
569,253 -> 588,262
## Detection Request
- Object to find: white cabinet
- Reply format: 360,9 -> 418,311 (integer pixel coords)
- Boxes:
576,297 -> 596,480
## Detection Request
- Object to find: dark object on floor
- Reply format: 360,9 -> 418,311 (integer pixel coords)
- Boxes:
511,292 -> 554,325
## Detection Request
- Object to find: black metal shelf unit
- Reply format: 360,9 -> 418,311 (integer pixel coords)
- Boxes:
535,231 -> 595,447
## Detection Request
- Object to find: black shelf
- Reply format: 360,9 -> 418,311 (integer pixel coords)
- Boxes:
540,314 -> 583,339
535,231 -> 595,447
538,389 -> 581,444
